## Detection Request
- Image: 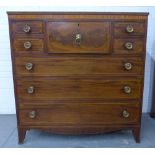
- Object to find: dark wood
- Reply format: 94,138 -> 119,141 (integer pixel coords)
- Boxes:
47,21 -> 111,53
14,57 -> 143,77
16,78 -> 142,101
132,126 -> 141,143
114,22 -> 145,37
19,103 -> 140,125
8,12 -> 148,144
18,127 -> 27,144
13,38 -> 44,53
113,38 -> 144,54
12,21 -> 44,34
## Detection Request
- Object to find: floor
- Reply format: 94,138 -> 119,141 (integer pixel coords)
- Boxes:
0,114 -> 155,148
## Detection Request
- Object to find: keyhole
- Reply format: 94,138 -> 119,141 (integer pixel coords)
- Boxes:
77,23 -> 79,27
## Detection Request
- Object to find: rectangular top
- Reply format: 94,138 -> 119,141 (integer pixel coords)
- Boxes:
7,11 -> 149,20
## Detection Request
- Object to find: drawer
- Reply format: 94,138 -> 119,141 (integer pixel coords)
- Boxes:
19,103 -> 140,125
114,22 -> 145,37
13,38 -> 44,53
16,78 -> 142,101
15,57 -> 143,77
47,21 -> 111,54
12,21 -> 44,34
113,39 -> 144,54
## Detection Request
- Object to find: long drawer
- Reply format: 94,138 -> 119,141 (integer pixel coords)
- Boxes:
19,103 -> 140,125
16,78 -> 142,101
15,57 -> 143,77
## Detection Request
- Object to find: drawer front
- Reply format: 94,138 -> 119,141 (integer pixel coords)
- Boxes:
19,103 -> 140,125
47,22 -> 111,54
114,22 -> 145,37
12,21 -> 44,34
13,38 -> 44,53
16,78 -> 142,101
113,39 -> 144,54
15,57 -> 143,77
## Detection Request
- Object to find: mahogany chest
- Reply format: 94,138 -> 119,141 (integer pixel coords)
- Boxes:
8,12 -> 148,143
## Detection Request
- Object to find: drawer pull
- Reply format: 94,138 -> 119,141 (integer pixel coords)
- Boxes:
123,86 -> 131,94
124,62 -> 132,70
126,25 -> 134,33
24,41 -> 32,49
25,63 -> 33,70
23,24 -> 31,33
75,33 -> 82,45
27,86 -> 34,94
122,110 -> 130,118
28,110 -> 36,119
124,42 -> 133,50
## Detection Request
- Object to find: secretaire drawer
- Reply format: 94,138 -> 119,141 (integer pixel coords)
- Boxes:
113,38 -> 144,54
47,21 -> 111,54
11,21 -> 44,34
114,22 -> 145,37
19,103 -> 140,125
16,78 -> 142,101
13,38 -> 44,53
15,57 -> 143,77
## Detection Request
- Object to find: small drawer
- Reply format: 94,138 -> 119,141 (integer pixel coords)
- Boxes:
114,22 -> 145,37
16,78 -> 142,101
12,21 -> 44,34
13,38 -> 44,53
15,57 -> 143,77
113,38 -> 144,54
19,103 -> 140,125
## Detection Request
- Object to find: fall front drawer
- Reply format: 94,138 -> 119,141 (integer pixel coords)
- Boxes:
47,21 -> 110,54
15,57 -> 143,77
19,103 -> 140,125
16,78 -> 142,101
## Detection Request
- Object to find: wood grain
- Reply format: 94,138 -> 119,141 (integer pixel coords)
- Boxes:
12,21 -> 44,34
16,78 -> 142,101
14,57 -> 143,77
19,103 -> 140,125
47,22 -> 111,53
8,12 -> 148,143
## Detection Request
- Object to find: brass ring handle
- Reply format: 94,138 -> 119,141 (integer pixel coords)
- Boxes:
24,41 -> 32,49
23,24 -> 31,33
126,25 -> 134,33
123,86 -> 131,94
25,63 -> 33,71
75,33 -> 82,45
124,62 -> 132,70
124,42 -> 133,50
27,86 -> 34,94
122,110 -> 130,118
28,110 -> 36,119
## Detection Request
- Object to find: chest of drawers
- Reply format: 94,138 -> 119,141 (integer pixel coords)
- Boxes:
8,12 -> 148,144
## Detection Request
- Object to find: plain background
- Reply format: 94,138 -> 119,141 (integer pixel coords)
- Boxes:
0,6 -> 155,114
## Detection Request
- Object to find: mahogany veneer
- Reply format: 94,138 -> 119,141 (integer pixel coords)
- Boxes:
8,12 -> 148,144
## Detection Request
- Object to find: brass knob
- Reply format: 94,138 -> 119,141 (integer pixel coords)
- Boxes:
75,33 -> 82,45
126,25 -> 134,33
122,110 -> 130,118
28,110 -> 36,119
25,63 -> 33,71
124,42 -> 133,50
124,62 -> 132,70
23,24 -> 31,33
27,86 -> 34,94
123,86 -> 131,94
24,41 -> 32,49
